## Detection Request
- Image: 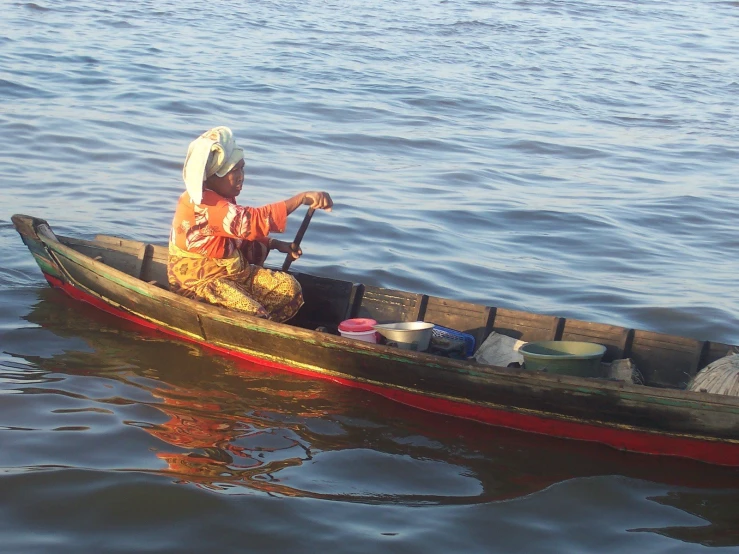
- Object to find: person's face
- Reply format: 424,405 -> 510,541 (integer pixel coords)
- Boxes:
205,159 -> 245,198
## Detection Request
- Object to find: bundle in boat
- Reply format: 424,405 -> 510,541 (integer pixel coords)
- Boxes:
687,353 -> 739,396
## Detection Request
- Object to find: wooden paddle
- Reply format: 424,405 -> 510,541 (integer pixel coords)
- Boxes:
281,207 -> 315,272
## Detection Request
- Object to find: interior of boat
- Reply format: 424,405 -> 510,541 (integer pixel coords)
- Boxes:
56,233 -> 735,392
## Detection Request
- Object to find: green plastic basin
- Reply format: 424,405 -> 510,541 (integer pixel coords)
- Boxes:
519,341 -> 606,377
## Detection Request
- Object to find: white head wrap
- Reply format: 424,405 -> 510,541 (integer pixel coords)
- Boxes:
182,126 -> 244,204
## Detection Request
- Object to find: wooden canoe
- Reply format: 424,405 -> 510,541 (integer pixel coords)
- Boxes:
12,214 -> 739,466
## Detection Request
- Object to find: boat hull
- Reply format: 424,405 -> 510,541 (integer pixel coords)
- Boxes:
13,215 -> 739,466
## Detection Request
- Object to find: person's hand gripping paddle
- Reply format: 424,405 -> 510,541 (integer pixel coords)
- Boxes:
280,191 -> 333,271
281,207 -> 315,272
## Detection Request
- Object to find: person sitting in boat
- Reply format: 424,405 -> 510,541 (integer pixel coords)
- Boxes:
168,126 -> 333,322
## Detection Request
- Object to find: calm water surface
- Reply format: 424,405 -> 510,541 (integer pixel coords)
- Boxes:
1,0 -> 738,552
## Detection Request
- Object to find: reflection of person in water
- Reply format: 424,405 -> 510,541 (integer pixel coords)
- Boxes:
147,383 -> 311,491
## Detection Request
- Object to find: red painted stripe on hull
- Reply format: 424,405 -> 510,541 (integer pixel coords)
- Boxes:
42,273 -> 739,467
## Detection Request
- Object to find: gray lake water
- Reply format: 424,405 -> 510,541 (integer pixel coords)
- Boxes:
1,0 -> 739,552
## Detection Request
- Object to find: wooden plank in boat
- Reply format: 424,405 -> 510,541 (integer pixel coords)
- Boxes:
560,318 -> 633,363
145,259 -> 169,289
58,237 -> 104,261
703,341 -> 735,367
356,286 -> 426,323
132,243 -> 151,281
423,296 -> 492,347
630,330 -> 706,389
93,234 -> 145,254
144,245 -> 169,287
491,307 -> 562,343
61,236 -> 144,281
151,244 -> 168,260
346,283 -> 364,319
290,272 -> 356,332
93,235 -> 166,286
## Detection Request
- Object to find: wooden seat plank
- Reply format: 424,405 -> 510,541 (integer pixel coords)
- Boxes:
630,330 -> 706,388
560,318 -> 633,363
423,296 -> 492,349
356,286 -> 426,323
491,307 -> 562,343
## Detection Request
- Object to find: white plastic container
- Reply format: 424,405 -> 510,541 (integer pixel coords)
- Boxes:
373,321 -> 434,351
338,318 -> 378,343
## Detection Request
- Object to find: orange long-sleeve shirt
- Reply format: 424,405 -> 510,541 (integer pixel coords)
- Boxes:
169,190 -> 287,259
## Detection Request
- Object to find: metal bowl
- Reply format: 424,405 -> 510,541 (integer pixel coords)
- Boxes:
373,322 -> 434,351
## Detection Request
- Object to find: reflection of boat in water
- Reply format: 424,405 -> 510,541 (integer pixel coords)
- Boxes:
14,288 -> 739,513
12,214 -> 739,467
632,489 -> 739,547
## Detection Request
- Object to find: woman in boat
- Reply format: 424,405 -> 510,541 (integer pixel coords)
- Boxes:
168,126 -> 333,322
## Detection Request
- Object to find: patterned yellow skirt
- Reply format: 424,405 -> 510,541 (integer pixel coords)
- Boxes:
167,242 -> 303,323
